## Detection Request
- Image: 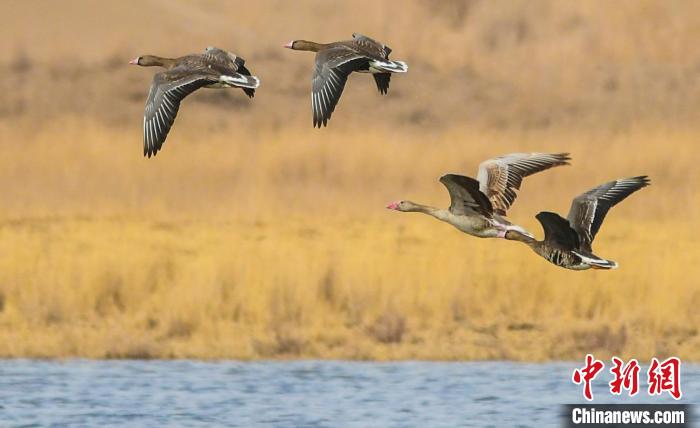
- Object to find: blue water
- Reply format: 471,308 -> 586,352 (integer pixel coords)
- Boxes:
0,360 -> 696,427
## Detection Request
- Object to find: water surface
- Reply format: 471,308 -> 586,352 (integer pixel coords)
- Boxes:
1,360 -> 696,427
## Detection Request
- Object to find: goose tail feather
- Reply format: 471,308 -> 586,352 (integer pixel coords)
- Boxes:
369,60 -> 408,73
219,74 -> 260,89
573,251 -> 618,269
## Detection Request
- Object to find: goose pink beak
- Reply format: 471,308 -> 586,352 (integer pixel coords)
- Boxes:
283,41 -> 294,49
386,202 -> 399,210
129,57 -> 139,65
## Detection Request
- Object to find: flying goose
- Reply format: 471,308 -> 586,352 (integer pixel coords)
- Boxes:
505,176 -> 650,270
284,33 -> 407,127
386,153 -> 571,238
130,47 -> 260,157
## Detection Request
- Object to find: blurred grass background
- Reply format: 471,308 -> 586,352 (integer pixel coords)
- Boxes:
0,0 -> 698,359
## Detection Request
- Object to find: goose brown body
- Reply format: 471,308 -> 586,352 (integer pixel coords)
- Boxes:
506,176 -> 650,270
284,33 -> 408,127
387,153 -> 571,239
130,47 -> 260,157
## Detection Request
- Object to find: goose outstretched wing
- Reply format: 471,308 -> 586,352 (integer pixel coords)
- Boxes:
477,153 -> 570,215
439,174 -> 493,217
566,176 -> 650,251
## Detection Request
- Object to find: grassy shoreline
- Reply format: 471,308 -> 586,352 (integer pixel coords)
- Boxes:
1,215 -> 697,361
1,121 -> 698,360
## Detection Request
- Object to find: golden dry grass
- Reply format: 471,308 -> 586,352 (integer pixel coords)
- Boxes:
1,0 -> 699,360
0,121 -> 698,360
4,0 -> 700,132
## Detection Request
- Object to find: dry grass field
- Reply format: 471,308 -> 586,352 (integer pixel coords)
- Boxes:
0,0 -> 699,360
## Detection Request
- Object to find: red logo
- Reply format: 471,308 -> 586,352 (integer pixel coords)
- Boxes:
572,355 -> 682,400
647,357 -> 682,400
609,357 -> 640,396
572,354 -> 605,401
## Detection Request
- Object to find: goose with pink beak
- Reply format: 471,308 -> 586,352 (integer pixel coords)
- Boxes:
129,47 -> 260,158
386,153 -> 571,239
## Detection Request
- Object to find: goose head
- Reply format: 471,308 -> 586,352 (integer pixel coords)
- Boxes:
283,40 -> 322,52
386,201 -> 421,212
129,55 -> 163,67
